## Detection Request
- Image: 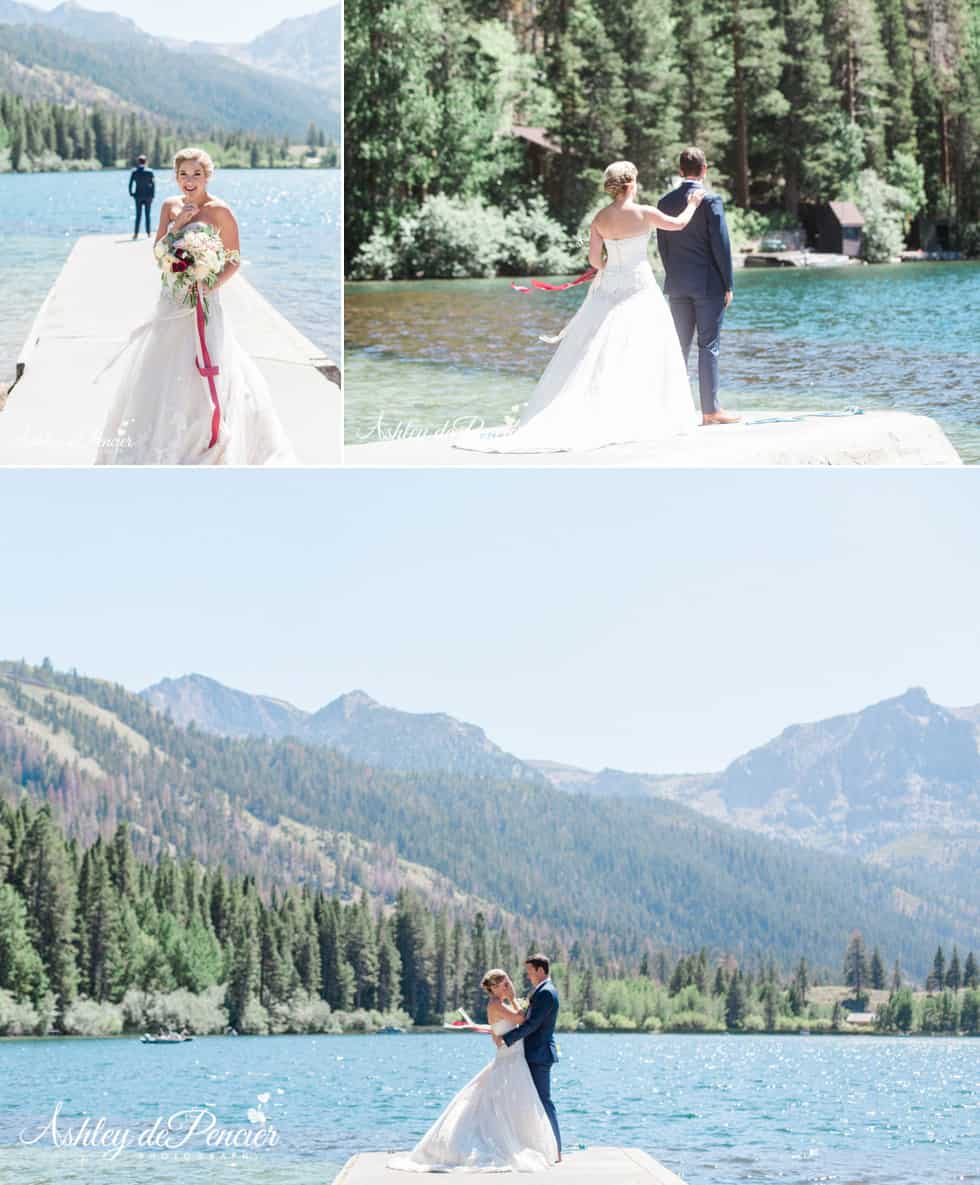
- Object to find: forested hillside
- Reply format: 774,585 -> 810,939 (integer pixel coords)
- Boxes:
0,22 -> 336,136
2,660 -> 977,979
345,0 -> 980,269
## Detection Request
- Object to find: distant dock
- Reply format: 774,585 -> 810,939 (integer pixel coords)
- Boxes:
336,1146 -> 688,1185
0,235 -> 341,466
743,251 -> 858,268
345,409 -> 961,467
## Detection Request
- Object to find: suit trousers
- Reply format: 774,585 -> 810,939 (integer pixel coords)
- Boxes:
134,199 -> 152,236
668,294 -> 725,415
528,1061 -> 561,1155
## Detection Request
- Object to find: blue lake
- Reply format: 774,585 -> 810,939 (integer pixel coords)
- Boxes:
345,262 -> 980,462
0,1033 -> 976,1184
0,168 -> 341,380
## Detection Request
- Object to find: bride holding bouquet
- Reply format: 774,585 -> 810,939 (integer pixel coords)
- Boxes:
96,146 -> 295,466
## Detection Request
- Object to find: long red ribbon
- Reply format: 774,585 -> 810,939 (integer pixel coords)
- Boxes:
194,285 -> 221,449
511,267 -> 597,294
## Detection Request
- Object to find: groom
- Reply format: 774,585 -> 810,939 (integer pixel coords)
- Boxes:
657,147 -> 740,425
496,954 -> 561,1160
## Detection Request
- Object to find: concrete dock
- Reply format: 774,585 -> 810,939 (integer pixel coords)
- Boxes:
345,410 -> 961,467
336,1147 -> 687,1185
0,235 -> 341,466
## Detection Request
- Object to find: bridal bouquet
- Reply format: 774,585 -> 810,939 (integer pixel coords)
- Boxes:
154,224 -> 234,315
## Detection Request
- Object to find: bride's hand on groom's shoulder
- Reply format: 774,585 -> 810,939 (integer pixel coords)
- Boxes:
687,189 -> 705,206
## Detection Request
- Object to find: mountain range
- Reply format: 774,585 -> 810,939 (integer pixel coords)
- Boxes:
144,675 -> 980,913
2,660 -> 977,980
0,2 -> 339,137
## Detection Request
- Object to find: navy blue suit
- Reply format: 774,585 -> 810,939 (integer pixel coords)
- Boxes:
656,181 -> 734,414
129,165 -> 155,236
502,978 -> 560,1154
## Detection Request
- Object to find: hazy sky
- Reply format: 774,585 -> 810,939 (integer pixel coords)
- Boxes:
30,0 -> 330,44
2,469 -> 977,775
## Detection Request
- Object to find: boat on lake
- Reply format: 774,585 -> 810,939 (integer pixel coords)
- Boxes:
140,1030 -> 193,1044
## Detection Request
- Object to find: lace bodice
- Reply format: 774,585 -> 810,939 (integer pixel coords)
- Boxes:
594,231 -> 655,299
490,1018 -> 518,1036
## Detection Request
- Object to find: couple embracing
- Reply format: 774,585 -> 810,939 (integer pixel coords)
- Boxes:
457,146 -> 739,455
389,954 -> 561,1173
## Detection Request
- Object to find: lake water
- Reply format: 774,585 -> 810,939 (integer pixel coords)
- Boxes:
0,168 -> 342,381
345,263 -> 980,462
0,1033 -> 976,1185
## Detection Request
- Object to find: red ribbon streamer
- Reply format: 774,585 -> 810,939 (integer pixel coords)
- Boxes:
511,267 -> 597,294
194,285 -> 221,449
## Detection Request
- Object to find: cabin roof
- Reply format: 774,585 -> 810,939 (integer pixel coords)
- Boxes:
827,200 -> 865,226
511,125 -> 561,154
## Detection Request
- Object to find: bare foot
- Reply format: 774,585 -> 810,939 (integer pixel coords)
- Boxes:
702,410 -> 742,425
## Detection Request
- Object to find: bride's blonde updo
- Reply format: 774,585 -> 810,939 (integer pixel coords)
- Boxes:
603,160 -> 638,198
481,968 -> 509,995
173,146 -> 215,180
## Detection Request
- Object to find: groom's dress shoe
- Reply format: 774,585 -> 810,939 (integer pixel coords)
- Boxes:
702,410 -> 741,425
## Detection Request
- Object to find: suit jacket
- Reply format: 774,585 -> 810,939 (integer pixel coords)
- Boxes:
656,181 -> 733,300
502,978 -> 559,1065
129,166 -> 155,201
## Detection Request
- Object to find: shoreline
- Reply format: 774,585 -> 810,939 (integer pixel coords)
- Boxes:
3,1025 -> 975,1041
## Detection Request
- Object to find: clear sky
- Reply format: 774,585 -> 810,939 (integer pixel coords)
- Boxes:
29,0 -> 330,44
2,469 -> 977,775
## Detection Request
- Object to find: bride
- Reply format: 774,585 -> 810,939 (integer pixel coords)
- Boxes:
388,970 -> 559,1173
95,147 -> 295,466
455,160 -> 702,454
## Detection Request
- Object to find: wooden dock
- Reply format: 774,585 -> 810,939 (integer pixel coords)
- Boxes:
335,1146 -> 687,1185
0,235 -> 341,466
345,409 -> 961,467
743,251 -> 858,267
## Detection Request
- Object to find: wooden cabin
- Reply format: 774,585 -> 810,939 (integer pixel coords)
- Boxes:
814,201 -> 865,256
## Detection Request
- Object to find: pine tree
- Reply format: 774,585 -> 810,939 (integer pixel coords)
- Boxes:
793,957 -> 809,1006
927,945 -> 946,992
345,895 -> 380,1009
23,807 -> 78,1009
396,891 -> 434,1023
822,0 -> 890,168
725,969 -> 747,1028
539,0 -> 627,226
876,0 -> 917,152
726,0 -> 789,205
318,900 -> 355,1010
870,946 -> 885,990
465,910 -> 490,1020
0,883 -> 48,1004
964,951 -> 979,990
226,894 -> 260,1030
946,947 -> 962,992
843,931 -> 869,998
603,0 -> 682,189
377,919 -> 403,1012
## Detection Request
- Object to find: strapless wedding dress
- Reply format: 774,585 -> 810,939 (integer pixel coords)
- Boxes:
95,225 -> 296,466
455,231 -> 697,453
388,1018 -> 558,1173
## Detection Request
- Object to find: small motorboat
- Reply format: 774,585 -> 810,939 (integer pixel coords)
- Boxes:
377,1025 -> 406,1034
141,1030 -> 193,1044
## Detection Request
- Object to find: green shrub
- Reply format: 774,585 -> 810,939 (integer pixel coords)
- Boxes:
642,1015 -> 663,1032
665,1010 -> 724,1032
122,985 -> 228,1034
957,223 -> 980,257
853,169 -> 914,262
61,999 -> 124,1036
350,194 -> 579,280
498,196 -> 580,275
580,1009 -> 611,1030
0,989 -> 40,1035
608,1012 -> 636,1030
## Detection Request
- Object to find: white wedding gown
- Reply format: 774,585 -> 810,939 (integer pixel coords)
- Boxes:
95,226 -> 296,466
454,230 -> 698,453
388,1018 -> 558,1173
